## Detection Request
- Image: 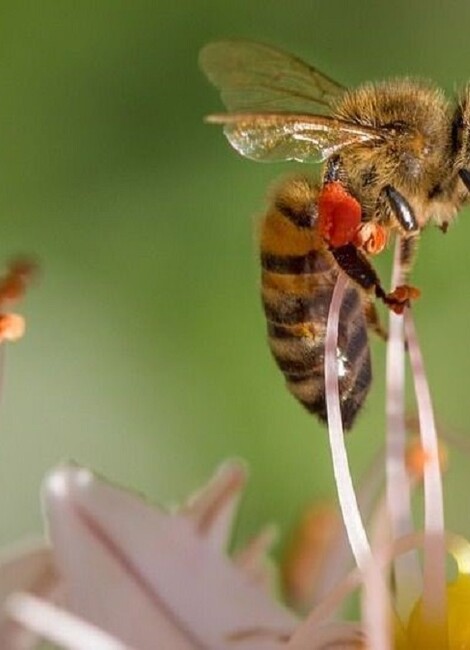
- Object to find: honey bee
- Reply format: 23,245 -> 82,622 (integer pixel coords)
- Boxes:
200,40 -> 470,429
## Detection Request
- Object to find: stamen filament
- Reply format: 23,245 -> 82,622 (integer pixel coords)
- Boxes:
325,273 -> 390,650
287,529 -> 470,647
386,238 -> 421,616
404,310 -> 447,640
324,272 -> 371,570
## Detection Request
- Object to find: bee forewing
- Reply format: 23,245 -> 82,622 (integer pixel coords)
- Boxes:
199,40 -> 345,114
207,113 -> 385,163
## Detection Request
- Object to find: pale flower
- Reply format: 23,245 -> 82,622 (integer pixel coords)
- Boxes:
1,244 -> 470,648
0,459 -> 364,649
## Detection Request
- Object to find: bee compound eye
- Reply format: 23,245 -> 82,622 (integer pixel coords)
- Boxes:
383,185 -> 418,233
458,168 -> 470,192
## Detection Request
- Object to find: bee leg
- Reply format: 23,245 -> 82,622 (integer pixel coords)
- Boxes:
383,185 -> 419,234
398,235 -> 419,282
364,301 -> 388,341
323,154 -> 345,184
331,244 -> 419,314
438,221 -> 449,234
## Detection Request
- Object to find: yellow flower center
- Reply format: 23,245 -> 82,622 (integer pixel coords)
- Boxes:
396,573 -> 470,649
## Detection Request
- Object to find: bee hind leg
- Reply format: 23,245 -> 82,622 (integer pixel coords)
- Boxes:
331,244 -> 419,314
365,301 -> 388,342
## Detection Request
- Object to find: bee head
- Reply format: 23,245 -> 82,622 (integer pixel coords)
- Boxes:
452,86 -> 470,191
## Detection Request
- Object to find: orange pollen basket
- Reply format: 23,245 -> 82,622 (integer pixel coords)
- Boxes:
317,181 -> 362,248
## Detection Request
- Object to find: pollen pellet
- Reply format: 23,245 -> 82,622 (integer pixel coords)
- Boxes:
355,222 -> 387,254
317,181 -> 362,248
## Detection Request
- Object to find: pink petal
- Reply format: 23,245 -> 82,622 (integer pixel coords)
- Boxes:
0,540 -> 60,649
0,540 -> 56,605
234,525 -> 278,590
44,465 -> 297,650
183,459 -> 247,551
287,621 -> 364,649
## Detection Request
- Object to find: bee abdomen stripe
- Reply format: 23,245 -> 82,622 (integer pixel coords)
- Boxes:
343,324 -> 368,365
274,355 -> 321,377
352,355 -> 372,392
263,283 -> 362,327
341,365 -> 372,429
340,395 -> 364,430
339,287 -> 361,320
268,336 -> 322,365
287,375 -> 324,402
263,290 -> 332,325
261,251 -> 331,275
267,322 -> 298,339
300,393 -> 328,421
274,198 -> 316,228
269,344 -> 323,377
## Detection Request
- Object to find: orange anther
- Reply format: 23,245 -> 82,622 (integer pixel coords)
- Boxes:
0,313 -> 26,342
406,436 -> 448,480
282,503 -> 340,609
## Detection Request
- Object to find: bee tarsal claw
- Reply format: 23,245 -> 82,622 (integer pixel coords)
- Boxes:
385,285 -> 421,314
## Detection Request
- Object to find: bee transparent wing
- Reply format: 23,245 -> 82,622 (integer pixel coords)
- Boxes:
207,113 -> 385,163
199,40 -> 345,114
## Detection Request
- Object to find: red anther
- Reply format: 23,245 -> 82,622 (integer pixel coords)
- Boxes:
0,258 -> 37,305
318,182 -> 362,248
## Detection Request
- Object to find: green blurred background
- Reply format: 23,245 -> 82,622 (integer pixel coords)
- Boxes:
1,0 -> 470,558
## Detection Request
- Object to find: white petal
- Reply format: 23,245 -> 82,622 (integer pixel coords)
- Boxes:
43,464 -> 297,650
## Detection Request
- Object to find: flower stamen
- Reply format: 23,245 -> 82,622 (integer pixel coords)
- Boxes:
404,310 -> 447,642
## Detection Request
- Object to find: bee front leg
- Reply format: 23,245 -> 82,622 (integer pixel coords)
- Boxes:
398,234 -> 419,282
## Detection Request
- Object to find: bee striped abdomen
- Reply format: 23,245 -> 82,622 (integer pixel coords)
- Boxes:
260,176 -> 372,430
